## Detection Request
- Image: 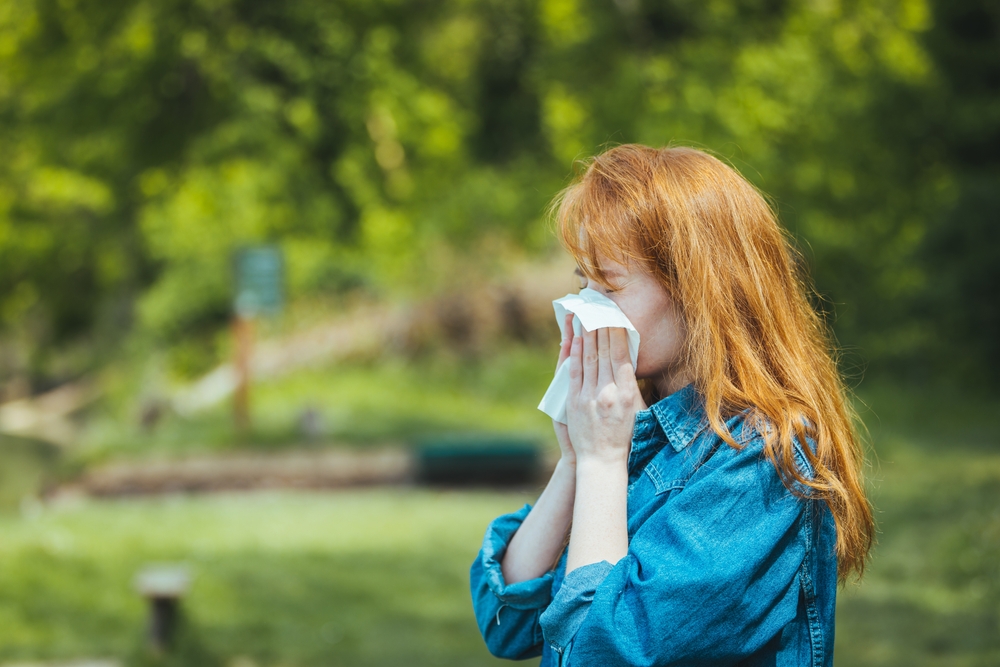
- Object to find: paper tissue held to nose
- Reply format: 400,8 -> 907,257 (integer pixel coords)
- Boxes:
537,288 -> 641,424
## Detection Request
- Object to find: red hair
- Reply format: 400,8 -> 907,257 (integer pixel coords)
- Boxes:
553,144 -> 874,580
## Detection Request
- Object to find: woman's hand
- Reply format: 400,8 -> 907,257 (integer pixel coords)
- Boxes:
566,326 -> 646,465
502,313 -> 580,584
563,325 -> 640,572
553,313 -> 576,466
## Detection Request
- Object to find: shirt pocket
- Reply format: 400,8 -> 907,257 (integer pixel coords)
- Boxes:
644,462 -> 686,495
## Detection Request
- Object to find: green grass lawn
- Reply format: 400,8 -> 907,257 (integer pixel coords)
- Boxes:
2,367 -> 998,665
833,385 -> 1000,666
0,488 -> 541,666
79,347 -> 559,463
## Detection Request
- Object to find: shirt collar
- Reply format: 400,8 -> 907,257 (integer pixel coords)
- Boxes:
649,383 -> 708,453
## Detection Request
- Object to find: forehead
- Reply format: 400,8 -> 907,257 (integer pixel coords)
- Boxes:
576,252 -> 631,277
574,260 -> 640,294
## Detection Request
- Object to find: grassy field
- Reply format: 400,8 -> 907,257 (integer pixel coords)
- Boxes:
79,347 -> 559,463
834,385 -> 1000,666
1,364 -> 998,665
0,489 -> 542,666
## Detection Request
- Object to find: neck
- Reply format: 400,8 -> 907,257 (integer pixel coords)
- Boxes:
654,367 -> 691,399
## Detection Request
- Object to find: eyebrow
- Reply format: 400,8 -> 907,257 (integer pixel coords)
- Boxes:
576,265 -> 625,279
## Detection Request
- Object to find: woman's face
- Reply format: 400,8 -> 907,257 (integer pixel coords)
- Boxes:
577,256 -> 689,396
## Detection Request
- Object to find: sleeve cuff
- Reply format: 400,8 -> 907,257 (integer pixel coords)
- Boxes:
539,560 -> 615,651
479,504 -> 555,609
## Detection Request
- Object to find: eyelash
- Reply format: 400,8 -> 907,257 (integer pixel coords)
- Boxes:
575,269 -> 621,293
582,282 -> 619,294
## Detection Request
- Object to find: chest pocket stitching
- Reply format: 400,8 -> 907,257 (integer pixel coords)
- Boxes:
644,463 -> 686,495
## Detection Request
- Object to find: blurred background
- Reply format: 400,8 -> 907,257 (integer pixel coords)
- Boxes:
0,0 -> 997,664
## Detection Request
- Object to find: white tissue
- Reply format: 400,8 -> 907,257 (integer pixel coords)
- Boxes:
537,288 -> 640,424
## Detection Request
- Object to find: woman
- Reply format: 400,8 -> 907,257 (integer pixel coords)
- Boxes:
469,145 -> 874,666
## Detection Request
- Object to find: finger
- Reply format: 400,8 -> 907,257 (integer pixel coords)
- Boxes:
610,328 -> 644,408
609,327 -> 632,380
568,333 -> 583,394
597,327 -> 612,386
557,314 -> 574,368
582,326 -> 598,390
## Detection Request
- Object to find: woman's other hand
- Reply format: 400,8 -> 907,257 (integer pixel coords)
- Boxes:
501,313 -> 579,585
553,313 -> 576,466
566,326 -> 646,465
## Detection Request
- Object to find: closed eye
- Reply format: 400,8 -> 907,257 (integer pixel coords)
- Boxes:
574,266 -> 625,293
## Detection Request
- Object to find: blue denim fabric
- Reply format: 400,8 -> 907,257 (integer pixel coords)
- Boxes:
470,385 -> 838,666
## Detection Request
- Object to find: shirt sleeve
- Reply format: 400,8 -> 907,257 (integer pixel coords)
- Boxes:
469,503 -> 555,660
539,436 -> 811,666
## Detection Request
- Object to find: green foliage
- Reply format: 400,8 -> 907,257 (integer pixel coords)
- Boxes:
0,0 -> 996,385
0,434 -> 61,509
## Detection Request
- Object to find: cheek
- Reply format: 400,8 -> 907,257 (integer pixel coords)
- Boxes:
635,327 -> 684,377
630,310 -> 686,374
616,297 -> 669,346
609,286 -> 685,373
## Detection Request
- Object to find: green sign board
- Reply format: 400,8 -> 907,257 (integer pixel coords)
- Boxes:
234,246 -> 284,317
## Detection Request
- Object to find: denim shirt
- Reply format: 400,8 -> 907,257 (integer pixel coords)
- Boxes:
470,385 -> 838,666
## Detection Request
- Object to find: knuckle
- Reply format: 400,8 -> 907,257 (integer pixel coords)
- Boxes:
597,392 -> 616,410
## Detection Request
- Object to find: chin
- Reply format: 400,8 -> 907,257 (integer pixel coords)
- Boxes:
634,368 -> 656,381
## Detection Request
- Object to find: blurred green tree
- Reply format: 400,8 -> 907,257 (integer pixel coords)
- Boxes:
0,0 -> 995,387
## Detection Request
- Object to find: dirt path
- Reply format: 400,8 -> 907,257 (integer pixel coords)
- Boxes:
69,447 -> 412,497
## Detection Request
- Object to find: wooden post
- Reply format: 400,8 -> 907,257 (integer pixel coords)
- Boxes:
135,565 -> 190,654
149,596 -> 180,652
232,245 -> 283,433
233,315 -> 254,433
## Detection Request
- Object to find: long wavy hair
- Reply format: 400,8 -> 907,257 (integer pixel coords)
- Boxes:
553,144 -> 874,580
